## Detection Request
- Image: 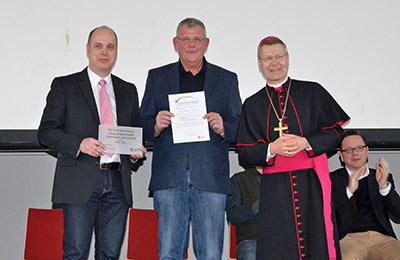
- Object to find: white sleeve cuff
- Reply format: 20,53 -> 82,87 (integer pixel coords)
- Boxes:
129,157 -> 138,164
379,182 -> 391,196
346,188 -> 353,200
266,144 -> 276,162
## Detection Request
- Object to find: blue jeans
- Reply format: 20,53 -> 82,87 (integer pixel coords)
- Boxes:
62,169 -> 129,260
236,239 -> 256,260
154,170 -> 227,260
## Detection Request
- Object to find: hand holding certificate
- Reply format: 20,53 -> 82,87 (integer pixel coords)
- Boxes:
168,91 -> 210,144
98,125 -> 143,155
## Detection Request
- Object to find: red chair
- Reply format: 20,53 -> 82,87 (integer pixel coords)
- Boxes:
127,208 -> 159,260
24,208 -> 64,260
127,208 -> 188,260
230,224 -> 238,260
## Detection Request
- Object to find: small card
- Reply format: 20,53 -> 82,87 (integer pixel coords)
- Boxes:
98,125 -> 142,155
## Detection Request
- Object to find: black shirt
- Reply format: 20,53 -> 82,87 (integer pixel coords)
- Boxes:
179,59 -> 206,93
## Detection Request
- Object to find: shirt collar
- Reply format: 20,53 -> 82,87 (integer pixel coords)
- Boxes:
87,67 -> 112,90
179,58 -> 207,75
267,76 -> 289,89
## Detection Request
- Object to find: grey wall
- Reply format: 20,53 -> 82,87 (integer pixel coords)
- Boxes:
1,151 -> 399,259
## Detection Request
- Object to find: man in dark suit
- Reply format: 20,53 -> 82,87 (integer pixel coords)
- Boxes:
140,18 -> 242,259
330,130 -> 400,260
38,26 -> 146,259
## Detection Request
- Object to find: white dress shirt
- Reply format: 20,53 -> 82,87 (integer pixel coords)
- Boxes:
87,67 -> 120,164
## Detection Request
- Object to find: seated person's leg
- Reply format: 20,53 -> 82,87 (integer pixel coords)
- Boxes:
236,239 -> 256,260
369,231 -> 400,260
340,232 -> 369,260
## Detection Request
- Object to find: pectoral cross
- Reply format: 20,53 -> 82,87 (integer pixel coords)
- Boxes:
274,119 -> 288,137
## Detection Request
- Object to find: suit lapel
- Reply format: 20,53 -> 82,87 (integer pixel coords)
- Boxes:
112,75 -> 126,126
339,168 -> 349,187
204,63 -> 217,104
78,69 -> 100,123
367,170 -> 377,197
367,170 -> 382,217
167,62 -> 180,94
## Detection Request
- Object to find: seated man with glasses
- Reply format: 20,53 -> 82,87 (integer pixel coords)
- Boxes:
330,130 -> 400,260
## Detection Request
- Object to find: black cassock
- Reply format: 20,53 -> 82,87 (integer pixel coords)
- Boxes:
237,78 -> 350,260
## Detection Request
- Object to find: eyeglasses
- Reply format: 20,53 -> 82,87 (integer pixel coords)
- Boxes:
259,54 -> 287,63
341,145 -> 367,154
177,37 -> 206,46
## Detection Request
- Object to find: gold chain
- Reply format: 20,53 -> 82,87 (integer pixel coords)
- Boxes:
265,79 -> 292,122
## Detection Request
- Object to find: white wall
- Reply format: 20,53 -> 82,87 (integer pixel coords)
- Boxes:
1,151 -> 400,259
1,0 -> 400,129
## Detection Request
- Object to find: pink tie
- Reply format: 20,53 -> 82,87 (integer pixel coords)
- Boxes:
99,79 -> 114,157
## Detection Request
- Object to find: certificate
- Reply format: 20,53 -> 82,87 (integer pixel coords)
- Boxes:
98,125 -> 142,155
168,91 -> 210,144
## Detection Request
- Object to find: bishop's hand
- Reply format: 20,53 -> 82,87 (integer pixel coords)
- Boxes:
270,134 -> 310,157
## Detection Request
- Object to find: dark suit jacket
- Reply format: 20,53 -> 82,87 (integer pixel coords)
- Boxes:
38,68 -> 141,205
140,61 -> 242,194
330,167 -> 400,239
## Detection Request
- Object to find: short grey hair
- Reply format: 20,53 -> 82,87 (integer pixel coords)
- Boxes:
257,36 -> 288,58
176,18 -> 207,38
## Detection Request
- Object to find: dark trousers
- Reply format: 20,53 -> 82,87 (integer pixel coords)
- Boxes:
62,169 -> 129,260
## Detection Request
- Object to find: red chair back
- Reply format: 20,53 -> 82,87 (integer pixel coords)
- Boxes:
127,208 -> 189,260
127,208 -> 159,260
24,208 -> 64,260
230,224 -> 238,259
